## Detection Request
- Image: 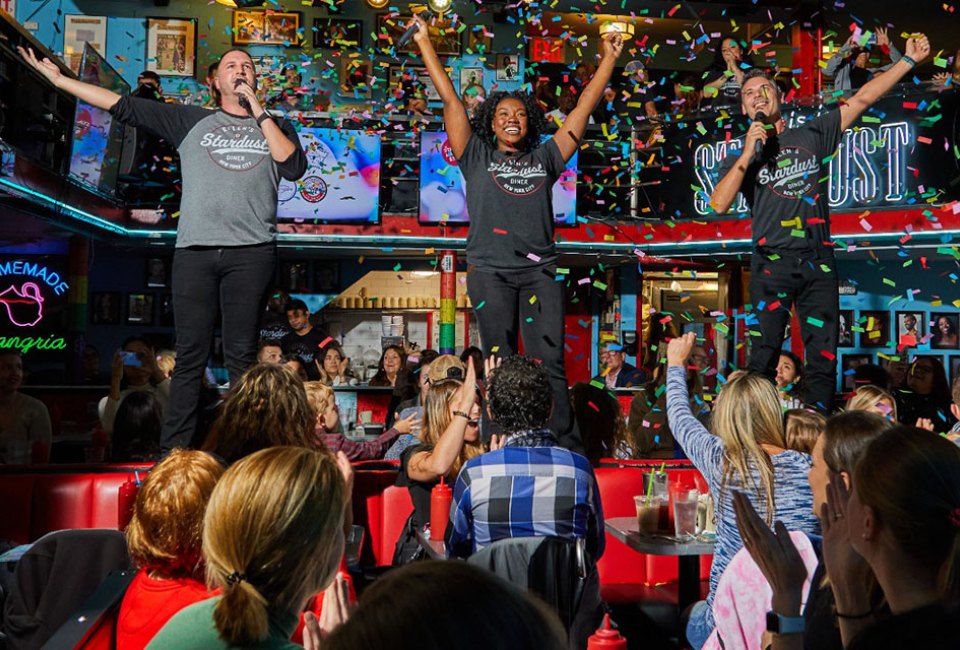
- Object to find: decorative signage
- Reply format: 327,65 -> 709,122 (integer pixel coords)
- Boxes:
0,258 -> 70,355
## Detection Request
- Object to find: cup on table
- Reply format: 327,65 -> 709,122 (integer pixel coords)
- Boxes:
642,470 -> 669,500
634,494 -> 669,535
673,488 -> 700,541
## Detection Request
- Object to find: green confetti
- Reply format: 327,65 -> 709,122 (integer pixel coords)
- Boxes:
806,317 -> 824,328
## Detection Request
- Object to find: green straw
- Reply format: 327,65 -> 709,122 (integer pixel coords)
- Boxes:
645,463 -> 667,507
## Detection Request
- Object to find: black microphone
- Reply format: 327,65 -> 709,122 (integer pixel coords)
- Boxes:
753,111 -> 767,157
395,9 -> 433,50
234,78 -> 251,111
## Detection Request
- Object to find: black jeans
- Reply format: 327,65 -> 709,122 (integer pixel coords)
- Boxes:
748,249 -> 838,412
467,265 -> 583,453
160,243 -> 276,451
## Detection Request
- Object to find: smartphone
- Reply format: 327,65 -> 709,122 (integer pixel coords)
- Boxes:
121,351 -> 142,367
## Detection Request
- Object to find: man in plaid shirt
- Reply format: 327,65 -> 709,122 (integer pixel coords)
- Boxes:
448,355 -> 604,559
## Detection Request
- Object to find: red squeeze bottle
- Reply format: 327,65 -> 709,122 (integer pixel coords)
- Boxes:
118,476 -> 139,532
430,477 -> 453,539
588,614 -> 627,649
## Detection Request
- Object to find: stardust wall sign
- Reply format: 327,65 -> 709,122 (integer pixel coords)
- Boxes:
658,89 -> 960,220
0,258 -> 70,354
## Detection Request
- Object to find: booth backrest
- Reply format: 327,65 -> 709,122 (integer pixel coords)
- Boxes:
0,465 -> 154,544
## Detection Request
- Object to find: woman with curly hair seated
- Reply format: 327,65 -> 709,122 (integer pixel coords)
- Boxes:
408,14 -> 623,451
118,450 -> 224,649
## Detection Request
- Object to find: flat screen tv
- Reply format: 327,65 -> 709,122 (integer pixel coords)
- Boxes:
277,127 -> 381,223
418,131 -> 577,225
67,43 -> 130,198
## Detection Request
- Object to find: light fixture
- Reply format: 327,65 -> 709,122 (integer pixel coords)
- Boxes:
366,0 -> 390,8
426,0 -> 452,14
599,21 -> 635,37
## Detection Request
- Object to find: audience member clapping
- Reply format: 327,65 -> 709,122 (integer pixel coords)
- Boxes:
100,336 -> 170,436
203,363 -> 316,465
318,343 -> 357,386
665,333 -> 819,648
118,450 -> 224,649
735,421 -> 960,650
322,561 -> 565,650
703,36 -> 756,105
895,356 -> 954,431
147,446 -> 350,649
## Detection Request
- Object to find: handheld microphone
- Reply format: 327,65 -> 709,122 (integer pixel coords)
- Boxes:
234,78 -> 251,111
753,111 -> 767,157
395,9 -> 433,50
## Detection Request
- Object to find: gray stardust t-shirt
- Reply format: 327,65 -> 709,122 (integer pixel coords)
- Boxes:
719,109 -> 842,252
457,134 -> 566,270
110,96 -> 307,248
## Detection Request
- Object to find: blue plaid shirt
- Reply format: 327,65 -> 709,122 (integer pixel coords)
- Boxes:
448,428 -> 605,559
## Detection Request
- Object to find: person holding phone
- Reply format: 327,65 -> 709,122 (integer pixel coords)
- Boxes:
408,14 -> 624,451
99,337 -> 171,437
21,46 -> 307,451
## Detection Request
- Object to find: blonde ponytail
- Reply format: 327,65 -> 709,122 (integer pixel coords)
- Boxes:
213,576 -> 269,646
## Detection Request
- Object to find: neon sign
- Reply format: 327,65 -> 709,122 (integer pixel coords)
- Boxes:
692,115 -> 914,216
0,259 -> 70,355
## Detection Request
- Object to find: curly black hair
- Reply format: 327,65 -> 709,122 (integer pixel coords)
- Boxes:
469,91 -> 549,154
487,355 -> 553,434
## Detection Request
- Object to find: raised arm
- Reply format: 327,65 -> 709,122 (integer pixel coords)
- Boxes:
839,34 -> 930,131
709,121 -> 768,214
665,333 -> 723,468
406,358 -> 477,482
19,46 -> 121,110
409,14 -> 471,159
824,36 -> 855,78
552,31 -> 623,162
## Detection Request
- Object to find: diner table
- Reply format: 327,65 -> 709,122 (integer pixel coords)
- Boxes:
605,516 -> 714,613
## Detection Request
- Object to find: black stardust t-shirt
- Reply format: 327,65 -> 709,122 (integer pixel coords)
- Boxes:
280,327 -> 330,380
719,109 -> 842,252
458,134 -> 567,270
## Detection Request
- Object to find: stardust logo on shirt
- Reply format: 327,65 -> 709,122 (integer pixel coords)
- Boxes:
487,159 -> 548,196
756,145 -> 820,199
200,124 -> 270,172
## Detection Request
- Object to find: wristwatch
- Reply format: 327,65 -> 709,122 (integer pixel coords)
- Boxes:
766,611 -> 805,635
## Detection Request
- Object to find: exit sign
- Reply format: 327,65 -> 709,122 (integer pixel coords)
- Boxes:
529,37 -> 564,63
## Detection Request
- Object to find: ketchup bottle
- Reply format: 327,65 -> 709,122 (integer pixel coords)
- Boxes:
118,475 -> 139,532
429,477 -> 453,539
587,614 -> 627,649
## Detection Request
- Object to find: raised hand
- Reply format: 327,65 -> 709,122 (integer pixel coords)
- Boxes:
733,491 -> 807,614
601,31 -> 624,61
458,356 -> 478,411
820,471 -> 873,612
407,13 -> 431,49
18,46 -> 61,85
905,33 -> 931,63
394,412 -> 421,435
875,27 -> 890,49
666,331 -> 696,367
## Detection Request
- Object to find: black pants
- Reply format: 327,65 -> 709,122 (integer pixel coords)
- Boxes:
748,249 -> 838,412
467,266 -> 583,453
160,243 -> 276,451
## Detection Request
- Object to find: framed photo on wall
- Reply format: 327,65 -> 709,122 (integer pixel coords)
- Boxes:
459,67 -> 485,92
389,66 -> 440,101
313,17 -> 362,49
340,58 -> 372,97
841,353 -> 873,392
838,309 -> 854,347
91,292 -> 121,325
466,26 -> 493,53
64,15 -> 107,74
126,293 -> 154,326
496,53 -> 519,81
378,14 -> 461,55
145,258 -> 168,288
859,310 -> 890,348
895,311 -> 924,347
146,17 -> 197,77
930,312 -> 960,349
313,261 -> 340,293
233,11 -> 300,46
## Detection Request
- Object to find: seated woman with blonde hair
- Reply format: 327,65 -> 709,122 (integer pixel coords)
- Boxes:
846,384 -> 898,422
118,450 -> 224,649
147,446 -> 352,649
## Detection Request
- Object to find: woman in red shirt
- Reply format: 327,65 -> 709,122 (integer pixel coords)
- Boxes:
117,449 -> 224,649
